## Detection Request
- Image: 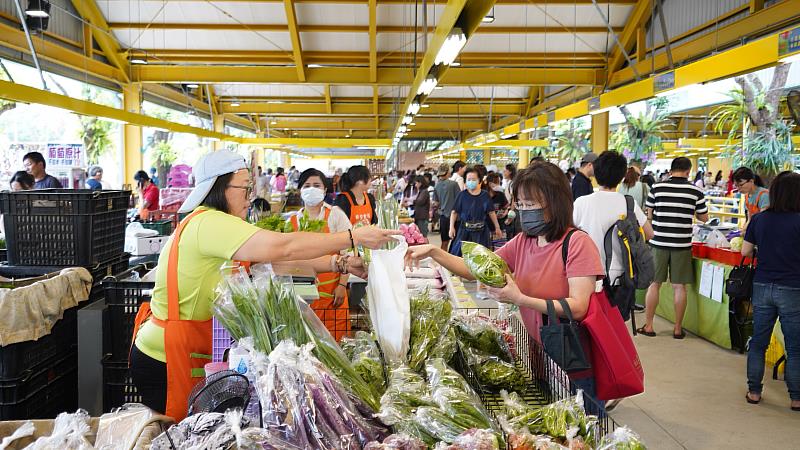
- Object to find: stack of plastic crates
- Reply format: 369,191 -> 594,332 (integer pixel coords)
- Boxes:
100,273 -> 154,412
454,307 -> 619,441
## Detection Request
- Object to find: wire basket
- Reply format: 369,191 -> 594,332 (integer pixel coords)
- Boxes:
453,307 -> 619,440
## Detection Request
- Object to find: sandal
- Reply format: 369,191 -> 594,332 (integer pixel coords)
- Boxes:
746,392 -> 761,404
635,327 -> 656,337
673,330 -> 686,339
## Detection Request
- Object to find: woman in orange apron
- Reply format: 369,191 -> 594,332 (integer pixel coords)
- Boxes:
334,165 -> 378,226
134,170 -> 159,220
128,151 -> 398,421
289,169 -> 353,341
733,167 -> 769,220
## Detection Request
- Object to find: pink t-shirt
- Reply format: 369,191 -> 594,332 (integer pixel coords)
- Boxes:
495,229 -> 604,341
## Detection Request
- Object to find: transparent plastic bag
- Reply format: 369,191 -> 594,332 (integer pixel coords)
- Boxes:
24,410 -> 94,450
500,389 -> 531,418
434,428 -> 501,450
364,433 -> 427,450
407,288 -> 453,372
340,331 -> 387,395
378,366 -> 434,426
95,404 -> 167,450
429,325 -> 458,363
453,312 -> 514,363
596,427 -> 647,450
461,241 -> 509,288
462,347 -> 525,393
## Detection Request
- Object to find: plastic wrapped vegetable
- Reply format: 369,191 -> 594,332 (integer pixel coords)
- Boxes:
425,358 -> 473,392
252,341 -> 389,450
213,266 -> 276,354
463,347 -> 525,393
340,331 -> 387,395
414,407 -> 469,444
597,427 -> 647,450
431,387 -> 495,431
379,365 -> 435,426
429,325 -> 458,363
500,390 -> 531,418
461,241 -> 509,288
434,428 -> 502,450
364,434 -> 428,450
407,288 -> 453,372
504,395 -> 597,448
453,313 -> 514,363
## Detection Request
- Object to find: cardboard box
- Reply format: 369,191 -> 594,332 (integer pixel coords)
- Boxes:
124,235 -> 169,256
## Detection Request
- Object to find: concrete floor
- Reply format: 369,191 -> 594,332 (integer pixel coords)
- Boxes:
612,314 -> 799,449
425,234 -> 798,449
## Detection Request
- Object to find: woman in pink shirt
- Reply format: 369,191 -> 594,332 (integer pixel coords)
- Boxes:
407,161 -> 605,406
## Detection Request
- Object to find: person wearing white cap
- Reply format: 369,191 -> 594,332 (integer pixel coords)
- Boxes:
128,150 -> 398,420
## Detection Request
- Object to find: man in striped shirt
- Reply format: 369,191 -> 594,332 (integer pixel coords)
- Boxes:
639,157 -> 709,339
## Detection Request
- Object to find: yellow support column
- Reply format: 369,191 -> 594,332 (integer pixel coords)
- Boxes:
212,115 -> 225,151
123,84 -> 142,186
482,148 -> 491,165
518,148 -> 530,169
591,112 -> 609,154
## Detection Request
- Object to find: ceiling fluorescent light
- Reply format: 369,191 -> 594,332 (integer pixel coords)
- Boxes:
230,102 -> 240,107
435,28 -> 467,66
417,76 -> 438,95
25,0 -> 50,18
186,83 -> 199,89
779,52 -> 800,64
130,58 -> 147,65
520,125 -> 536,133
402,115 -> 413,124
421,104 -> 430,108
308,64 -> 323,68
407,102 -> 421,115
482,8 -> 495,23
398,125 -> 408,133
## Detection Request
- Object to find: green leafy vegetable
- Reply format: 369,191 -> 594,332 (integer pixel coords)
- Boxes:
597,427 -> 647,450
429,326 -> 458,364
453,314 -> 514,363
463,347 -> 525,393
462,241 -> 509,288
341,331 -> 387,395
407,288 -> 453,372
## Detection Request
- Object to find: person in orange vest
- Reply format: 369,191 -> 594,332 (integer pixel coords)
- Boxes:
334,165 -> 378,226
289,169 -> 353,341
733,167 -> 770,220
128,151 -> 398,421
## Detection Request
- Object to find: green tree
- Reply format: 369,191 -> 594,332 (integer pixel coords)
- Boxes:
555,119 -> 590,163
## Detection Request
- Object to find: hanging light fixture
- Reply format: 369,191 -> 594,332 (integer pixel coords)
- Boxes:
402,115 -> 413,125
25,0 -> 50,18
417,75 -> 438,96
482,7 -> 495,23
407,101 -> 421,116
434,28 -> 467,66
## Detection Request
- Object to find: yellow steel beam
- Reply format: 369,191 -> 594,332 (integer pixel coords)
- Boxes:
372,86 -> 379,134
69,0 -> 130,83
607,0 -> 652,81
369,0 -> 377,83
108,22 -> 621,34
267,118 -> 488,130
324,85 -> 332,114
126,49 -> 606,66
524,87 -> 539,116
750,0 -> 765,13
0,21 -> 125,84
0,80 -> 233,140
645,4 -> 749,56
132,65 -> 600,85
241,137 -> 391,148
143,84 -> 254,131
283,0 -> 306,82
611,0 -> 800,86
82,22 -> 93,58
529,86 -> 594,116
112,0 -> 636,4
222,102 -> 523,116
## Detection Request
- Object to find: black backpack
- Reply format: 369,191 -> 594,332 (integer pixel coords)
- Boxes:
602,196 -> 655,321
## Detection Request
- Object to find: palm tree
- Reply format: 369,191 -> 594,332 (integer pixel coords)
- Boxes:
611,97 -> 671,167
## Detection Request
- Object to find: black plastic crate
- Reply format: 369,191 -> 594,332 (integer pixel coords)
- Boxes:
103,280 -> 154,361
0,189 -> 130,266
102,356 -> 142,412
139,219 -> 173,236
0,248 -> 6,263
0,307 -> 78,379
0,350 -> 76,403
0,252 -> 130,285
0,355 -> 78,420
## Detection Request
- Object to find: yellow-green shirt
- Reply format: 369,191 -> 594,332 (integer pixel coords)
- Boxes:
135,207 -> 260,362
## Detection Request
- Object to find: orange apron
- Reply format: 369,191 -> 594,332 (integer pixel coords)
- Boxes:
129,209 -> 213,421
290,208 -> 351,341
745,189 -> 768,218
342,191 -> 374,225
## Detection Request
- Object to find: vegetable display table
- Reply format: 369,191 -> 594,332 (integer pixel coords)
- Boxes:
636,257 -> 737,350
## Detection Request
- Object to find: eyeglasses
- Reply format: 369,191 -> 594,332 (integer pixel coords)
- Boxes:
228,184 -> 253,197
734,180 -> 751,188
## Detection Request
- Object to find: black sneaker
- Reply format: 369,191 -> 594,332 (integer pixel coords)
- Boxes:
633,304 -> 645,312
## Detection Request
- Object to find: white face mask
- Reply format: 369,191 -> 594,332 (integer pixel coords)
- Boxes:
301,186 -> 325,206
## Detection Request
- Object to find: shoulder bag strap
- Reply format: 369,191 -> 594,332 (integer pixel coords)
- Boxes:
545,299 -> 558,325
603,226 -> 614,276
557,298 -> 576,323
561,228 -> 580,267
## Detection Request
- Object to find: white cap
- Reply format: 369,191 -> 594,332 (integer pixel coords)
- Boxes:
178,150 -> 248,213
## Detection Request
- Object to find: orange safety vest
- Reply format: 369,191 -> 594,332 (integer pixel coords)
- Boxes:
342,191 -> 374,226
129,209 -> 213,421
745,189 -> 768,219
290,207 -> 351,341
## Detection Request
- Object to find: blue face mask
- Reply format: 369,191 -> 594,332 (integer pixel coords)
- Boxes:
466,180 -> 479,190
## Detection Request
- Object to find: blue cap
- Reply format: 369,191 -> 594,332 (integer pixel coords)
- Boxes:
179,150 -> 248,213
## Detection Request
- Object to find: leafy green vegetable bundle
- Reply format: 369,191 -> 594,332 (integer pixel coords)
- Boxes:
597,427 -> 647,450
254,210 -> 327,233
462,346 -> 526,393
499,391 -> 598,449
213,267 -> 381,410
341,331 -> 387,396
407,288 -> 453,372
461,241 -> 510,288
453,313 -> 514,363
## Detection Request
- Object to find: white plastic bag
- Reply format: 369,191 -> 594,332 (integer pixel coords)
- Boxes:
367,236 -> 410,363
706,229 -> 730,248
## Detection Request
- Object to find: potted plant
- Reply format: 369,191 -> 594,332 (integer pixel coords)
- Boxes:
710,63 -> 794,182
554,119 -> 590,164
611,97 -> 671,168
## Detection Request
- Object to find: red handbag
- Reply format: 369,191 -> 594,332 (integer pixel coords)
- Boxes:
582,289 -> 645,400
560,230 -> 644,401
